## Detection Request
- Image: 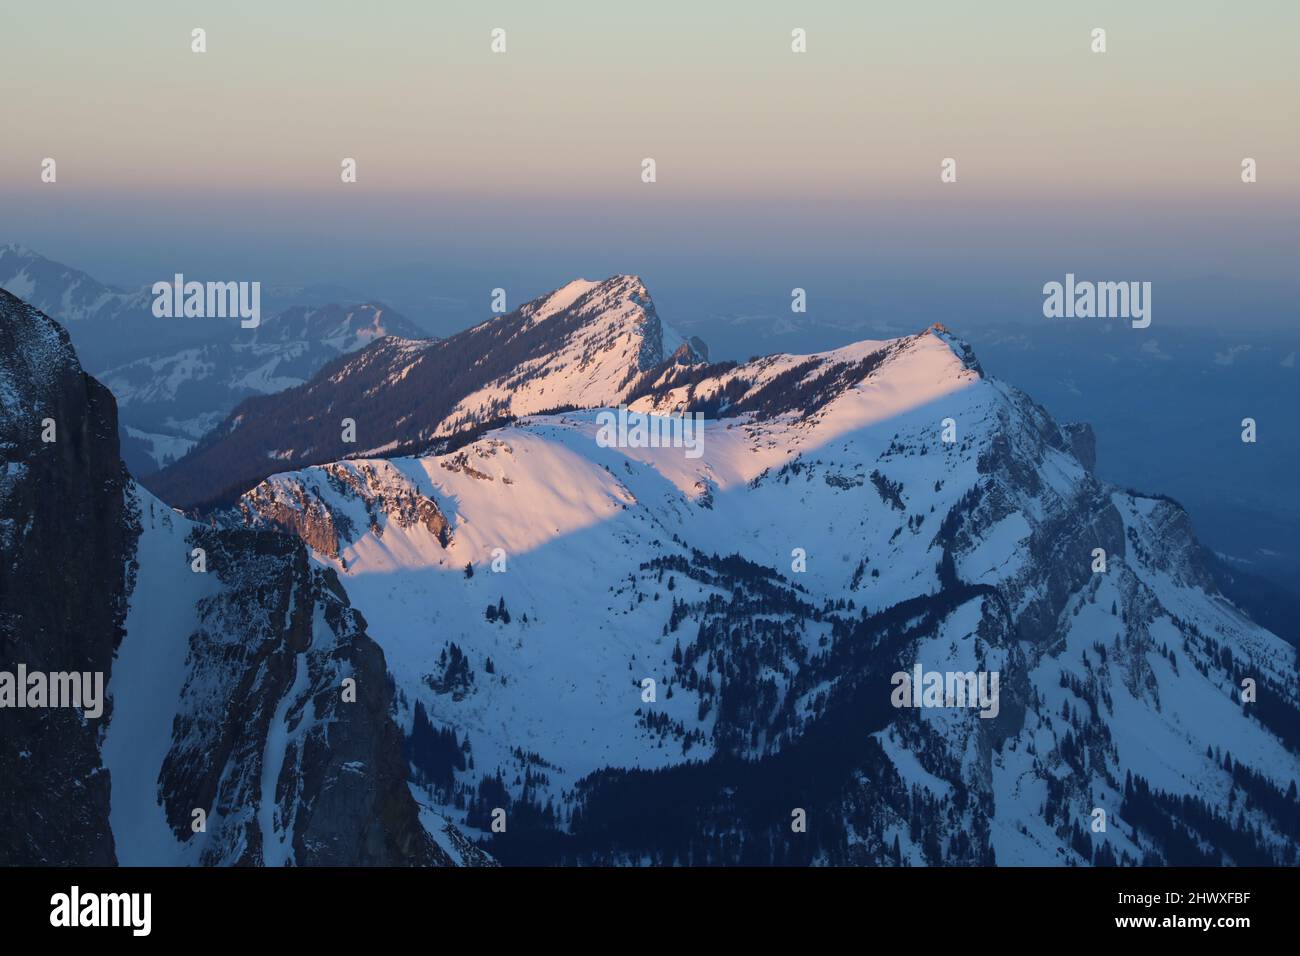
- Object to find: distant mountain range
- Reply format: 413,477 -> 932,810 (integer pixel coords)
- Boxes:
0,244 -> 430,474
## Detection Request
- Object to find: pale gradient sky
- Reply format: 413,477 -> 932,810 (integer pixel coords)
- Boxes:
1,0 -> 1296,328
4,0 -> 1297,196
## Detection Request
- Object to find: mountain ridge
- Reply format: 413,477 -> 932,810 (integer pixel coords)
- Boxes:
146,279 -> 993,512
145,274 -> 708,509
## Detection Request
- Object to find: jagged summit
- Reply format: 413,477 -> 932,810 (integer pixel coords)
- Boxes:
923,322 -> 985,377
516,274 -> 705,364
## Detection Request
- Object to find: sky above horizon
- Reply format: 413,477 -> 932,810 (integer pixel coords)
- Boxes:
2,0 -> 1297,334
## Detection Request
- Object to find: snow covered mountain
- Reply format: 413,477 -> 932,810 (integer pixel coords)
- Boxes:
0,290 -> 484,866
0,245 -> 431,474
235,322 -> 1300,865
4,267 -> 1296,867
147,274 -> 707,509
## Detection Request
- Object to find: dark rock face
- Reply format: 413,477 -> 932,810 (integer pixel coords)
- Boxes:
295,583 -> 448,866
927,324 -> 984,377
1061,422 -> 1097,472
238,480 -> 352,559
160,528 -> 444,866
0,290 -> 137,865
968,389 -> 1126,649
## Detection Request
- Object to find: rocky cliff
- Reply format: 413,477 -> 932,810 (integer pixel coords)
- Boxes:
0,290 -> 469,865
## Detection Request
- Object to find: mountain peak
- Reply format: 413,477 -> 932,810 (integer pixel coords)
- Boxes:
527,278 -> 602,320
920,321 -> 985,378
522,273 -> 649,324
509,274 -> 693,373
